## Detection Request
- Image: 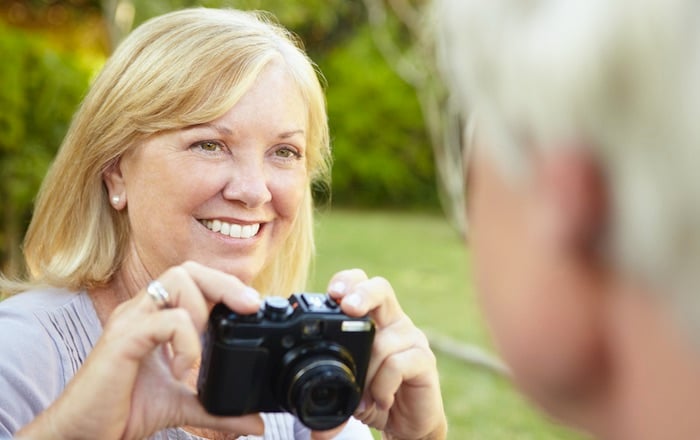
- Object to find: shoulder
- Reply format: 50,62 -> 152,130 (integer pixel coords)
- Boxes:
0,287 -> 99,335
0,287 -> 92,315
0,287 -> 101,368
0,288 -> 100,435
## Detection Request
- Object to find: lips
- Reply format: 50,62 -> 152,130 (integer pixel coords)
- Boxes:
201,219 -> 261,239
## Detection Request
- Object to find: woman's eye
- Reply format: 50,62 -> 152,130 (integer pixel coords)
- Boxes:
275,146 -> 301,159
193,141 -> 224,153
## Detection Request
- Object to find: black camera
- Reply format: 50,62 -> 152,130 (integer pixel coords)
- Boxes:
197,292 -> 375,431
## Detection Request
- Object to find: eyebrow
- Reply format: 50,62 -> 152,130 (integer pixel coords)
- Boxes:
187,123 -> 305,140
190,122 -> 233,136
277,129 -> 305,139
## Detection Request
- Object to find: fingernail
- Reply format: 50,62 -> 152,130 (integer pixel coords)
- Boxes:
330,281 -> 346,294
344,293 -> 361,309
355,398 -> 367,413
243,287 -> 261,304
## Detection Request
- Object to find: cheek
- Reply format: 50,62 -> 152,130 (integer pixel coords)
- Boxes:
469,155 -> 559,377
131,165 -> 220,218
469,156 -> 533,346
469,156 -> 604,404
270,171 -> 308,220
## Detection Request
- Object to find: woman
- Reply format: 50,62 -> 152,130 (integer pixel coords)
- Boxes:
0,8 -> 447,440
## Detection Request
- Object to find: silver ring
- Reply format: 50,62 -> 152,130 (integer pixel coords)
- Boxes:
146,280 -> 172,309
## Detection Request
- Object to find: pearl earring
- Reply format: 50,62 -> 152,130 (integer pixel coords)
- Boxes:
111,195 -> 120,205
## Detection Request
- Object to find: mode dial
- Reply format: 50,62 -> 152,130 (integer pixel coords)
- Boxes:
263,296 -> 293,321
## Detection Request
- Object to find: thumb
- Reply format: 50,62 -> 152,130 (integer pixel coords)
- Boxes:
178,391 -> 265,435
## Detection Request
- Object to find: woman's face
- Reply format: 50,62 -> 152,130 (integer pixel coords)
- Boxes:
110,60 -> 309,284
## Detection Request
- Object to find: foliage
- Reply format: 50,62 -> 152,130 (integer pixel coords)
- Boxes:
319,26 -> 438,209
0,23 -> 93,274
362,0 -> 466,232
134,0 -> 366,56
0,1 -> 108,54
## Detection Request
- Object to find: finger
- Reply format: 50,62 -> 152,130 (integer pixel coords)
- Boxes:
102,301 -> 202,384
354,347 -> 434,431
145,262 -> 261,332
180,261 -> 261,313
369,348 -> 422,410
353,400 -> 387,431
338,277 -> 403,329
148,266 -> 209,330
326,268 -> 368,299
177,389 -> 265,435
366,347 -> 443,437
138,308 -> 202,380
161,309 -> 202,380
363,320 -> 425,396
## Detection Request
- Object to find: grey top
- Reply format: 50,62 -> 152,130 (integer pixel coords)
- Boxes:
0,288 -> 371,439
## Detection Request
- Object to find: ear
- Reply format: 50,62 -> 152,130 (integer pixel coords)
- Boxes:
521,148 -> 612,419
532,147 -> 608,255
103,158 -> 127,209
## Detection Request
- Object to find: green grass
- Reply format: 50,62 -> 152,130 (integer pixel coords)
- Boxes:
309,209 -> 591,439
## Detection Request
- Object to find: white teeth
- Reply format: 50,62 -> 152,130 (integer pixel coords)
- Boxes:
230,223 -> 242,238
202,219 -> 261,239
241,225 -> 252,238
243,223 -> 260,238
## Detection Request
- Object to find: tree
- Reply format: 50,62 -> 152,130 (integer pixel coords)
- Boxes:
363,0 -> 465,233
321,25 -> 437,209
0,23 -> 93,277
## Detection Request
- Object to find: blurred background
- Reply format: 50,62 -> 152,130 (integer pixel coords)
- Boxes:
0,0 -> 588,438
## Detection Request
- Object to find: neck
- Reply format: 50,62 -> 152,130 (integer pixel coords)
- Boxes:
87,242 -> 153,324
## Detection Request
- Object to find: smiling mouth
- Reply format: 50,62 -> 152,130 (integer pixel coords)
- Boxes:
200,219 -> 261,239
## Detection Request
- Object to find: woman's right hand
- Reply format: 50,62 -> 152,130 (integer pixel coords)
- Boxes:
16,261 -> 265,440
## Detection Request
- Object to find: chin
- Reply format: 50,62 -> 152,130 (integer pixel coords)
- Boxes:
220,262 -> 260,285
185,253 -> 256,282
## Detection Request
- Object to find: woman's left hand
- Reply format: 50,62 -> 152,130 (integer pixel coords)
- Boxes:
326,269 -> 448,440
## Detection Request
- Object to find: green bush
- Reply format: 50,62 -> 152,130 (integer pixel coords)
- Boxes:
319,26 -> 439,210
0,23 -> 93,274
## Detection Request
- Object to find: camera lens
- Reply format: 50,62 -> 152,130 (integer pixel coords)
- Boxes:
283,356 -> 361,431
310,384 -> 337,407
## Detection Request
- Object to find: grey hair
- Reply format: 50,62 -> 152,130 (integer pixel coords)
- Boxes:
436,0 -> 700,337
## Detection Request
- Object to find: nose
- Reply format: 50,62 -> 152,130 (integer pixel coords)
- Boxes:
222,158 -> 272,208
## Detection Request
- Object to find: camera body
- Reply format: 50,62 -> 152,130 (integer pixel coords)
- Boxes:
197,293 -> 375,431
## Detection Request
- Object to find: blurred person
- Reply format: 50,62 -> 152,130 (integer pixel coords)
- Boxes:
0,8 -> 447,440
436,0 -> 700,438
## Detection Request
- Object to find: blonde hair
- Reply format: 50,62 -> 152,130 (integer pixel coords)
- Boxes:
437,0 -> 700,334
11,8 -> 330,296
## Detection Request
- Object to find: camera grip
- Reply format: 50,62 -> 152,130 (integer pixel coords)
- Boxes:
198,344 -> 269,415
